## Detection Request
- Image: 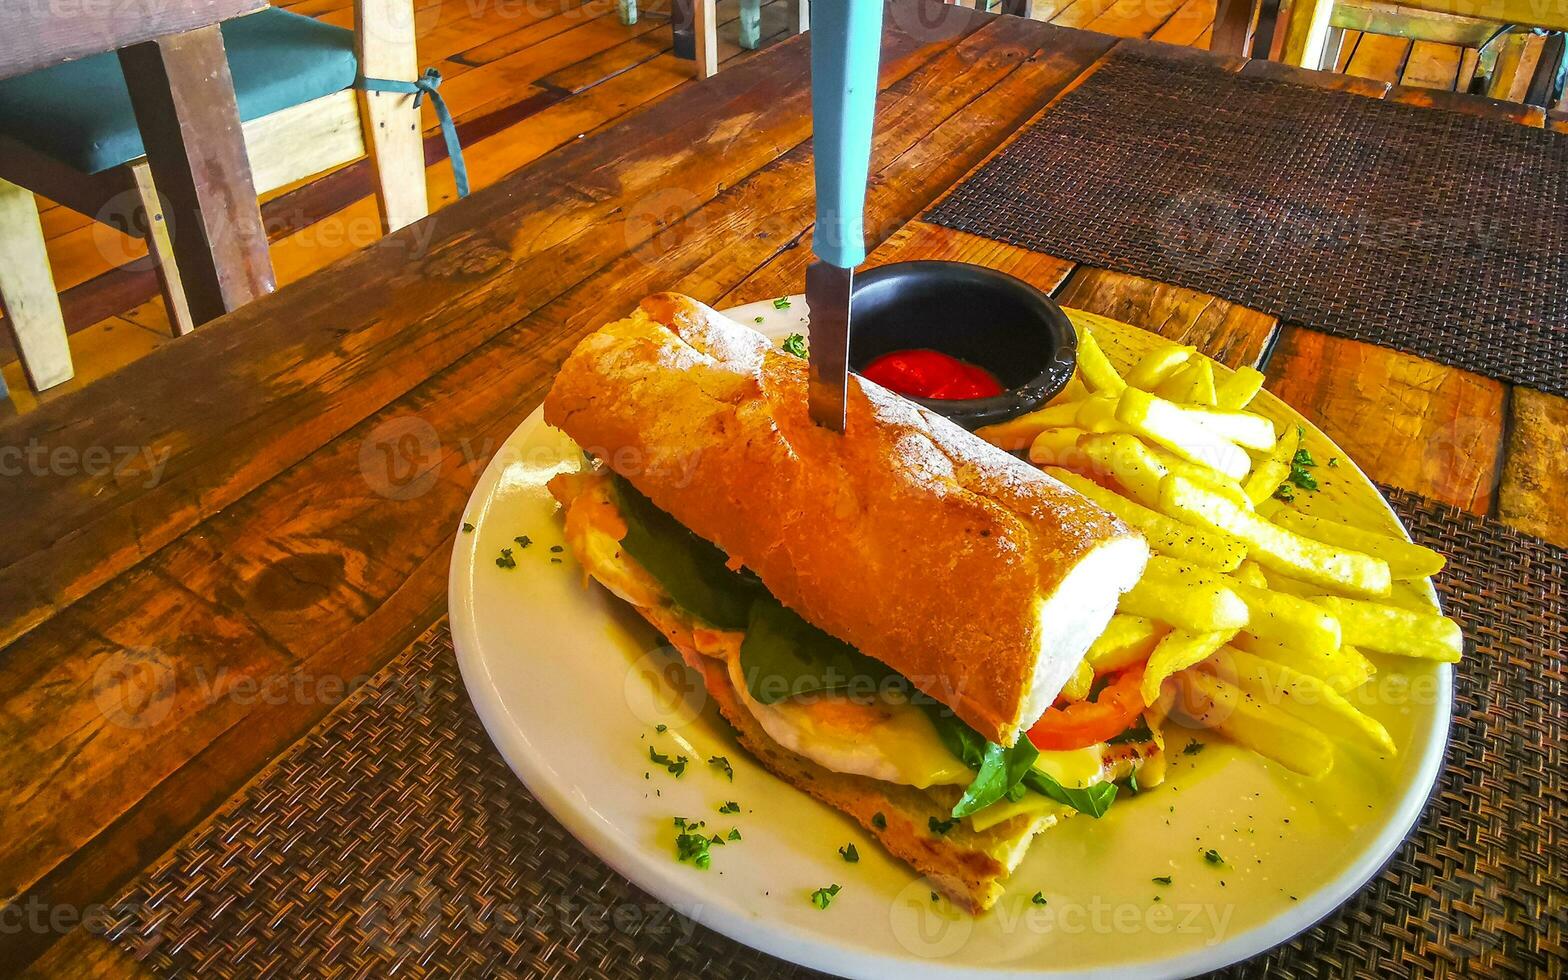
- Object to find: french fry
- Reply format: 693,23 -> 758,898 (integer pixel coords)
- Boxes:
1059,659 -> 1095,702
1227,576 -> 1343,656
1114,388 -> 1252,479
1045,467 -> 1247,571
1215,365 -> 1265,410
1234,559 -> 1268,589
1076,329 -> 1126,395
1075,394 -> 1129,434
1143,443 -> 1254,509
1142,628 -> 1234,705
1159,475 -> 1393,597
1272,511 -> 1445,580
1260,567 -> 1326,598
1028,428 -> 1091,468
1243,426 -> 1299,506
1085,614 -> 1167,673
1052,376 -> 1090,406
1126,344 -> 1196,390
975,400 -> 1084,451
1199,648 -> 1394,755
1232,633 -> 1375,692
1171,670 -> 1335,778
1082,433 -> 1250,513
1314,597 -> 1463,662
1118,556 -> 1250,631
1156,358 -> 1218,406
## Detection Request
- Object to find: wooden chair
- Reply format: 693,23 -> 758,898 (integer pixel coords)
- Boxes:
1276,0 -> 1568,100
0,0 -> 428,393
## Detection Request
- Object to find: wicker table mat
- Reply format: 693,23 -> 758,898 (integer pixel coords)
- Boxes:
925,49 -> 1568,397
98,488 -> 1564,977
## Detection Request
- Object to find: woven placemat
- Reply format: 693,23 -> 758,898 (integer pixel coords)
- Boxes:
98,489 -> 1563,977
925,48 -> 1568,397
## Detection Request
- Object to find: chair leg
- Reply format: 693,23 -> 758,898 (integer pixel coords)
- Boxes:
618,0 -> 637,25
127,162 -> 196,336
739,0 -> 762,49
356,0 -> 428,233
0,178 -> 73,392
694,0 -> 718,78
786,0 -> 809,32
1279,0 -> 1336,69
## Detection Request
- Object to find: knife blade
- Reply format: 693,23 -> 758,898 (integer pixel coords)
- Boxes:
805,0 -> 883,433
806,261 -> 852,431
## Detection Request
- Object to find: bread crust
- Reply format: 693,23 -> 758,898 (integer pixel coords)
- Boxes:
543,293 -> 1146,745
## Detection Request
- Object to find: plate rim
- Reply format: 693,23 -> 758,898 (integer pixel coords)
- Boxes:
449,296 -> 1453,979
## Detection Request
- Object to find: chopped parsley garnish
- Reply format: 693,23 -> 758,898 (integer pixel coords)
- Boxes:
1274,482 -> 1296,502
550,544 -> 564,553
809,884 -> 841,909
838,843 -> 859,863
495,548 -> 516,569
514,535 -> 532,548
461,522 -> 474,533
675,829 -> 713,869
780,333 -> 807,358
719,801 -> 740,814
871,812 -> 887,830
1153,875 -> 1173,885
549,557 -> 562,564
754,316 -> 765,323
1182,741 -> 1206,755
1288,448 -> 1320,491
931,891 -> 940,902
1031,892 -> 1047,906
1327,456 -> 1340,467
727,828 -> 741,841
708,755 -> 734,781
928,816 -> 957,836
655,724 -> 667,733
1204,849 -> 1225,866
649,746 -> 688,777
773,297 -> 792,310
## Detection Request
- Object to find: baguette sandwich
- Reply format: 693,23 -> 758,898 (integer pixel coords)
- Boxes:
543,293 -> 1163,912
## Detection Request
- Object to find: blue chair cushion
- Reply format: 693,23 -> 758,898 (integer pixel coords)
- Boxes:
0,9 -> 358,174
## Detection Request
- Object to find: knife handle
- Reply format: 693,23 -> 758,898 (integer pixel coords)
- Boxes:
810,0 -> 883,269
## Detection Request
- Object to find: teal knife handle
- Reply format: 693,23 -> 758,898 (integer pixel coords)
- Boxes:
810,0 -> 883,269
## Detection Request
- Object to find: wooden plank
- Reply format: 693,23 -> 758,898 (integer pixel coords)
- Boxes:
1150,0 -> 1217,45
1054,267 -> 1278,368
1332,0 -> 1497,47
1344,31 -> 1412,83
246,90 -> 366,196
1498,387 -> 1568,547
0,0 -> 266,80
356,0 -> 429,233
1083,0 -> 1188,39
0,15 -> 1097,970
1400,40 -> 1464,90
1,317 -> 167,414
1263,328 -> 1504,512
118,27 -> 275,326
1210,0 -> 1257,55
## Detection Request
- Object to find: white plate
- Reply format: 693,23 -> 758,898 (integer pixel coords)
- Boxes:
450,296 -> 1451,978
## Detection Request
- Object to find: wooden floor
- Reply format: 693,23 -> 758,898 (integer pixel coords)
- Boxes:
0,0 -> 1537,410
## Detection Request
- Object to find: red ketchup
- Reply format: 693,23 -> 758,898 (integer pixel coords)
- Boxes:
861,349 -> 1005,400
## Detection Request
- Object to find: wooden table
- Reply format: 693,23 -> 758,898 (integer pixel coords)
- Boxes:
2,3 -> 1563,973
0,0 -> 275,329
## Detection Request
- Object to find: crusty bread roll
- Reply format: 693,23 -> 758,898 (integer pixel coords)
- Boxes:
543,293 -> 1148,745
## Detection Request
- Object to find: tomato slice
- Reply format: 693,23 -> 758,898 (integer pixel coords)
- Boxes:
1026,666 -> 1147,751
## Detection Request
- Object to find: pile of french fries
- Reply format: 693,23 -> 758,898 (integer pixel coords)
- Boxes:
978,329 -> 1464,777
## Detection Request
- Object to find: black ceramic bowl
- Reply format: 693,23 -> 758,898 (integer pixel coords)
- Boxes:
848,261 -> 1077,430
